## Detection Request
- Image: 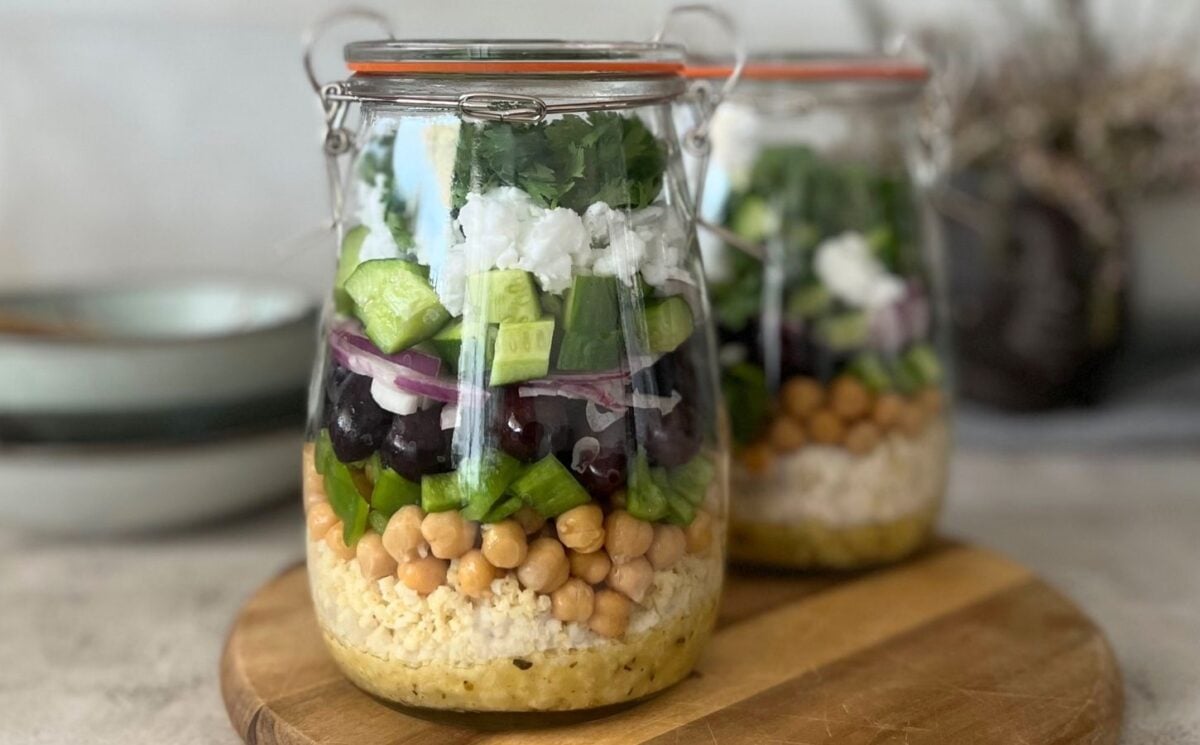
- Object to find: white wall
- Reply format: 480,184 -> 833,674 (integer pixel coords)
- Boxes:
0,0 -> 1197,339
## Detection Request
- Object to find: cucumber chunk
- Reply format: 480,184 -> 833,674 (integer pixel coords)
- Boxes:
643,296 -> 694,354
564,276 -> 619,335
508,455 -> 590,518
334,226 -> 369,314
490,318 -> 555,386
371,468 -> 421,517
466,269 -> 542,324
420,472 -> 463,513
557,332 -> 621,372
817,312 -> 870,351
323,460 -> 370,546
346,259 -> 450,353
458,451 -> 524,522
786,284 -> 832,320
626,451 -> 670,522
431,319 -> 497,371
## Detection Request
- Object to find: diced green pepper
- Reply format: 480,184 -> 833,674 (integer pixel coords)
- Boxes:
314,429 -> 335,476
849,353 -> 893,393
371,468 -> 421,517
420,472 -> 463,513
508,455 -> 591,518
323,460 -> 370,547
667,454 -> 715,508
626,452 -> 670,522
481,495 -> 524,524
367,510 -> 390,535
459,452 -> 524,522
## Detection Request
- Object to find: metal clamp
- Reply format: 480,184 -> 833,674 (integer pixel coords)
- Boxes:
654,3 -> 746,157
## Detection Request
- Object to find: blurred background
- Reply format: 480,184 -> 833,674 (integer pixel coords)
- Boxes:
1,1 -> 1198,743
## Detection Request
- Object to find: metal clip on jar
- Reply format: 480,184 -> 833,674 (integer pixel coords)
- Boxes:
690,54 -> 951,570
299,18 -> 732,714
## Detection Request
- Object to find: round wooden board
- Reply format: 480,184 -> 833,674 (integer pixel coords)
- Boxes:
221,540 -> 1122,745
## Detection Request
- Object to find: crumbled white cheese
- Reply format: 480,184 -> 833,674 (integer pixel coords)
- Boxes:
814,231 -> 905,310
370,379 -> 421,416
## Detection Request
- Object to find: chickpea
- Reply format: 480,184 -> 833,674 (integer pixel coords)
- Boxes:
551,578 -> 595,623
356,532 -> 397,581
898,400 -> 927,438
555,504 -> 605,553
516,537 -> 570,593
303,465 -> 328,510
872,393 -> 905,430
513,506 -> 546,535
382,505 -> 427,563
808,409 -> 847,445
604,510 -> 654,562
306,502 -> 337,540
646,524 -> 686,570
589,589 -> 632,638
845,421 -> 882,456
398,556 -> 448,596
421,511 -> 479,560
481,520 -> 528,569
323,522 -> 355,560
684,510 -> 714,554
456,550 -> 497,598
830,376 -> 873,421
569,549 -> 612,585
781,377 -> 824,419
739,443 -> 773,474
918,387 -> 944,417
607,557 -> 654,603
767,417 -> 807,453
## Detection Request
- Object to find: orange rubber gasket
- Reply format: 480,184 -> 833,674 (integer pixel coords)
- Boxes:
684,62 -> 929,82
348,60 -> 685,75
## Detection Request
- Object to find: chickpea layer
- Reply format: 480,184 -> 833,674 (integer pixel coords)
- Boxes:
737,375 -> 945,470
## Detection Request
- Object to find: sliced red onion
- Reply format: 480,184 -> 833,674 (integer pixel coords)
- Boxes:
570,437 -> 601,474
585,402 -> 624,433
631,390 -> 681,415
328,327 -> 468,405
370,378 -> 422,415
331,320 -> 442,377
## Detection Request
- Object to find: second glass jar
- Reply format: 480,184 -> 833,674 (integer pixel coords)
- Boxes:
692,54 -> 950,570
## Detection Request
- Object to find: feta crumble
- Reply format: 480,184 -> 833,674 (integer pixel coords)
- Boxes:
814,231 -> 906,310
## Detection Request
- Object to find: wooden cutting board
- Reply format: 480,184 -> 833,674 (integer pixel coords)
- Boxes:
221,540 -> 1122,744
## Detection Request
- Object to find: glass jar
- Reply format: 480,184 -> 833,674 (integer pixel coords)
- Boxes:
691,55 -> 950,570
300,39 -> 728,713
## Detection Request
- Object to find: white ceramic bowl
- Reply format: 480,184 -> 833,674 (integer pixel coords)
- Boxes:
0,281 -> 317,416
0,427 -> 302,534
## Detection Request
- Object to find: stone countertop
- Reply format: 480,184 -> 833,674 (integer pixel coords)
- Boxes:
0,449 -> 1196,745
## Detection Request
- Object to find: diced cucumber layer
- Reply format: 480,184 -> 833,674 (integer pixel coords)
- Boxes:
334,226 -> 369,314
466,269 -> 542,324
431,319 -> 497,371
458,452 -> 524,522
371,468 -> 421,517
508,455 -> 590,518
490,318 -> 555,386
643,296 -> 694,354
346,259 -> 450,353
817,312 -> 869,351
557,332 -> 620,372
564,275 -> 619,335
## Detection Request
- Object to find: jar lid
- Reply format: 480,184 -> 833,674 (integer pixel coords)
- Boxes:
685,52 -> 929,83
345,40 -> 686,76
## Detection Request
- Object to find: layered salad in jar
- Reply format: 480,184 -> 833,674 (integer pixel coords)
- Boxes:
706,127 -> 949,570
302,110 -> 725,711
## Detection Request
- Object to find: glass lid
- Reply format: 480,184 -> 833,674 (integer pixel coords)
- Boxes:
345,39 -> 687,75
